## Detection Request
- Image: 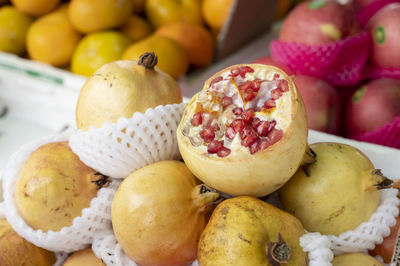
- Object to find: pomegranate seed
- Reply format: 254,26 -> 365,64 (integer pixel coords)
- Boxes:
271,88 -> 283,100
241,108 -> 255,123
221,96 -> 233,108
210,76 -> 223,87
238,80 -> 252,91
250,117 -> 261,130
225,126 -> 236,140
200,127 -> 215,143
250,140 -> 261,154
239,126 -> 253,138
278,79 -> 289,92
191,112 -> 202,126
267,128 -> 283,145
238,66 -> 254,78
217,147 -> 231,157
202,112 -> 213,126
268,120 -> 277,131
238,80 -> 260,93
273,73 -> 280,80
232,107 -> 243,116
231,119 -> 246,133
230,67 -> 240,77
263,99 -> 276,109
241,129 -> 259,147
256,121 -> 272,137
259,139 -> 272,151
243,90 -> 256,101
207,140 -> 223,154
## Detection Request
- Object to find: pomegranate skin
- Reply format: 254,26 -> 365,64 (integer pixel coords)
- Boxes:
177,64 -> 308,197
294,75 -> 340,134
279,0 -> 359,45
367,3 -> 400,69
345,78 -> 400,137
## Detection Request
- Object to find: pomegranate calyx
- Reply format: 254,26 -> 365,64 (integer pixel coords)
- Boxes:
266,232 -> 291,266
193,184 -> 227,211
91,172 -> 111,189
138,52 -> 158,70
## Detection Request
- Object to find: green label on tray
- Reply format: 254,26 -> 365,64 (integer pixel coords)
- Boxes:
309,0 -> 326,9
353,86 -> 366,103
374,25 -> 386,45
0,62 -> 64,85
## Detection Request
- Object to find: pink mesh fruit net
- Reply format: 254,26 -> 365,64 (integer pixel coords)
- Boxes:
363,66 -> 400,80
357,0 -> 400,27
352,117 -> 400,149
270,32 -> 371,87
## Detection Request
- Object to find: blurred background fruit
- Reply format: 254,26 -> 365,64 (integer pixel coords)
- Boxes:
26,4 -> 82,67
155,22 -> 214,68
71,31 -> 131,76
366,3 -> 400,69
345,78 -> 400,137
132,0 -> 145,14
120,14 -> 153,42
274,0 -> 293,20
68,0 -> 133,33
11,0 -> 60,16
279,0 -> 359,45
201,0 -> 233,32
122,35 -> 189,79
0,5 -> 32,55
145,0 -> 202,28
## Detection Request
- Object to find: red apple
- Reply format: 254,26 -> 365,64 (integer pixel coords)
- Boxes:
346,78 -> 400,136
367,3 -> 400,69
294,75 -> 340,133
251,56 -> 293,75
279,0 -> 359,45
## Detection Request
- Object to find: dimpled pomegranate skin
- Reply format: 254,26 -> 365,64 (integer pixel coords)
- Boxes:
177,64 -> 308,197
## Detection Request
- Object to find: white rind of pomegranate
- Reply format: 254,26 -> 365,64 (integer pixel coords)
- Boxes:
177,64 -> 308,197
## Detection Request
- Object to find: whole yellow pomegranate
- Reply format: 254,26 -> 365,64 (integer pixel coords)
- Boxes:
177,64 -> 308,197
279,142 -> 395,236
63,247 -> 105,266
14,141 -> 106,232
0,219 -> 56,265
76,52 -> 182,130
111,160 -> 220,266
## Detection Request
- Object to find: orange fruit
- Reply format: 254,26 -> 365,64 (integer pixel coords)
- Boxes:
120,14 -> 152,42
122,35 -> 189,79
155,22 -> 214,68
26,5 -> 82,67
201,0 -> 233,30
11,0 -> 61,16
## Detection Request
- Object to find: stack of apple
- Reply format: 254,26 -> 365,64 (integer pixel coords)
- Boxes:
254,0 -> 400,149
0,0 -> 235,79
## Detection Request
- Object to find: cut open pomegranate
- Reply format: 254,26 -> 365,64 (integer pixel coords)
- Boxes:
177,64 -> 308,197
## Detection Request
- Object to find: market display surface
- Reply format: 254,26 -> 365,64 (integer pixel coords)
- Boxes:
1,0 -> 400,265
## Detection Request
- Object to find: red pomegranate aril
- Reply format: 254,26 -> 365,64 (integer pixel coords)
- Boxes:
230,67 -> 240,77
240,126 -> 253,138
243,90 -> 256,101
225,126 -> 236,140
200,127 -> 215,143
271,88 -> 283,100
263,99 -> 276,109
231,119 -> 246,133
250,140 -> 261,154
238,66 -> 254,78
256,121 -> 272,137
210,76 -> 223,87
217,147 -> 231,157
241,129 -> 259,147
259,139 -> 272,151
273,73 -> 280,80
207,140 -> 223,154
250,117 -> 261,130
233,107 -> 243,116
278,79 -> 289,92
268,120 -> 277,131
191,112 -> 203,126
221,96 -> 233,108
267,128 -> 283,145
241,108 -> 255,123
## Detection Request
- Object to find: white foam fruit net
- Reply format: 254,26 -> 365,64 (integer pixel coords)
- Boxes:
300,232 -> 333,266
92,228 -> 199,266
328,188 -> 400,255
2,133 -> 121,253
69,103 -> 185,179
